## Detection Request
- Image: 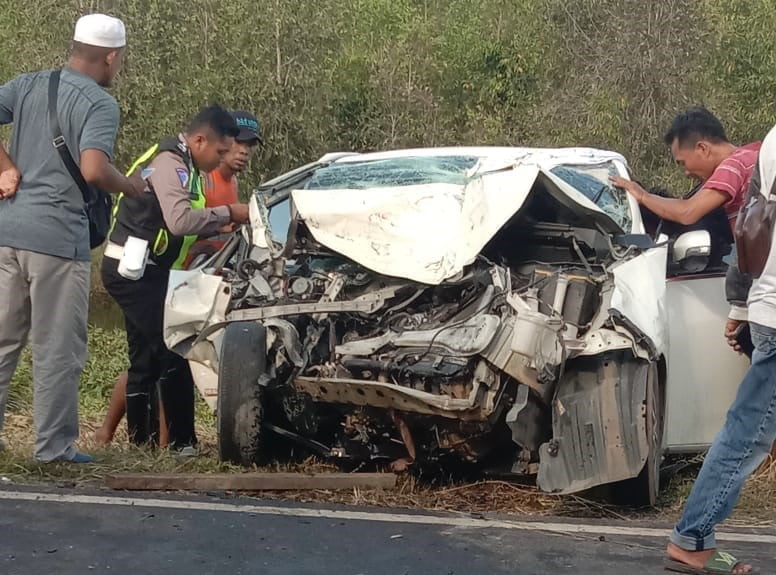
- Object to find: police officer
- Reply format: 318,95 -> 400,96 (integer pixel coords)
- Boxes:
101,104 -> 249,451
94,109 -> 264,447
186,110 -> 263,266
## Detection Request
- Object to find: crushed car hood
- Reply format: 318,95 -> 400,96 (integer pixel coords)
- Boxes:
290,147 -> 632,285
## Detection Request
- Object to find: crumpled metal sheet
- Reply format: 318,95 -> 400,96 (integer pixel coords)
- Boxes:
609,245 -> 669,356
536,352 -> 650,494
292,148 -> 629,285
163,269 -> 229,351
294,359 -> 499,421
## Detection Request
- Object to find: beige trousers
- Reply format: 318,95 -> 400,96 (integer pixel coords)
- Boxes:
0,247 -> 89,461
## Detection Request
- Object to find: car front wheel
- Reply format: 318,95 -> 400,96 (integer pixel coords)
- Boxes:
217,321 -> 268,466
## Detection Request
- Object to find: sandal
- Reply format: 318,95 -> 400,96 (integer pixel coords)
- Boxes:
665,551 -> 757,574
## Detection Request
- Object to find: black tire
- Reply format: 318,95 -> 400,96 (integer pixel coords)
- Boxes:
612,361 -> 664,507
217,321 -> 267,466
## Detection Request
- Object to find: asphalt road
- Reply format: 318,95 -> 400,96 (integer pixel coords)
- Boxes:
0,488 -> 773,575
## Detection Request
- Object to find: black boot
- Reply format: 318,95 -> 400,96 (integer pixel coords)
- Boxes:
125,392 -> 158,447
158,357 -> 197,450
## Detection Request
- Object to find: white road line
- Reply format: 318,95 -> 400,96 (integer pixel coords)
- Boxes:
0,489 -> 774,544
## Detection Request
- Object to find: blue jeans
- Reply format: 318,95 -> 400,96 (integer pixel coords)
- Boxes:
671,322 -> 776,551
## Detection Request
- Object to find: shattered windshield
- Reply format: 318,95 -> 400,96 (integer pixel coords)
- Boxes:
302,155 -> 631,230
550,163 -> 632,231
306,156 -> 479,189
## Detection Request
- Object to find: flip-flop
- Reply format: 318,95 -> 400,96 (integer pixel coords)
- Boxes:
664,550 -> 757,574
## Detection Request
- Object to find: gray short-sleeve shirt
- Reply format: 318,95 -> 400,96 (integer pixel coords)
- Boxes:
0,68 -> 120,261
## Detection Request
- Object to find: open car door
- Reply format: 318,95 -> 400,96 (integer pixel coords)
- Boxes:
642,188 -> 749,452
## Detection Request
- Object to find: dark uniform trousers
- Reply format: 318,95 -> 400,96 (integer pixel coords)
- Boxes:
101,256 -> 196,448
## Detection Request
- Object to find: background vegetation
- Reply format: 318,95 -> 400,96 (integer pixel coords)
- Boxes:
2,0 -> 776,195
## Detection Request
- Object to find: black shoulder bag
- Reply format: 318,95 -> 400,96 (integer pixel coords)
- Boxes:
48,69 -> 113,249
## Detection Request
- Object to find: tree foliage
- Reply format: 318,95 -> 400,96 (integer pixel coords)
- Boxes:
0,0 -> 773,195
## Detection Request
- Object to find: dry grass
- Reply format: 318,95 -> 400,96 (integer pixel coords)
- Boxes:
0,411 -> 614,519
2,408 -> 775,526
256,477 -> 647,521
735,461 -> 776,525
0,412 -> 239,484
657,455 -> 776,528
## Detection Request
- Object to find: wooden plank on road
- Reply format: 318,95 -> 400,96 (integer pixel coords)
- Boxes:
106,472 -> 397,491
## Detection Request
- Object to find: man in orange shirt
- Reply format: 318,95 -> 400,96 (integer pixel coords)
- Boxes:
204,110 -> 262,207
94,110 -> 263,447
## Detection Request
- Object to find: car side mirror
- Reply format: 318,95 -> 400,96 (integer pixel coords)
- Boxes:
672,230 -> 711,273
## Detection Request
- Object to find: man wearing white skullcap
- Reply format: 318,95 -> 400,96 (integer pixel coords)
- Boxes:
0,14 -> 145,464
74,13 -> 127,49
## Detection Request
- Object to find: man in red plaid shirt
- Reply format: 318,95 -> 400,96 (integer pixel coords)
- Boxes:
612,107 -> 760,232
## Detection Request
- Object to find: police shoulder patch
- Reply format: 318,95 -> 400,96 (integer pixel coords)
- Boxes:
175,167 -> 189,188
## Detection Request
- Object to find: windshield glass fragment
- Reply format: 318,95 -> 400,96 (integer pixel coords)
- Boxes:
550,162 -> 631,230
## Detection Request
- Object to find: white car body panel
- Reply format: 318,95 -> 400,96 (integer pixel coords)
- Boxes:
190,359 -> 219,411
663,274 -> 749,451
331,146 -> 627,166
609,245 -> 669,356
164,268 -> 228,412
164,269 -> 228,351
293,173 -> 533,286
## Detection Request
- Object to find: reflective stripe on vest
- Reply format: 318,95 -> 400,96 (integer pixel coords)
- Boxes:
171,174 -> 205,270
107,143 -> 160,239
111,143 -> 205,270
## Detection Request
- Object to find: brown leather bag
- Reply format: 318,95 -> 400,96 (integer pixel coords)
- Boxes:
735,160 -> 776,278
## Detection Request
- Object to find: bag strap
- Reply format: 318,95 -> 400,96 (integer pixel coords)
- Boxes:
48,69 -> 91,204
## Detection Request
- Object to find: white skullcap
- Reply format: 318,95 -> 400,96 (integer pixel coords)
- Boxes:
73,14 -> 126,49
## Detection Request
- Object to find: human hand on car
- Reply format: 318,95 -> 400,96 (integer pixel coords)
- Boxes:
724,319 -> 746,354
0,166 -> 21,199
228,203 -> 250,225
610,175 -> 647,203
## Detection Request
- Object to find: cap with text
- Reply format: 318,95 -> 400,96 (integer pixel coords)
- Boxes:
73,14 -> 126,49
231,110 -> 263,145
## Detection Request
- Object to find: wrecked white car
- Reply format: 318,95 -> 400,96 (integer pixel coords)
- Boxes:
164,147 -> 749,505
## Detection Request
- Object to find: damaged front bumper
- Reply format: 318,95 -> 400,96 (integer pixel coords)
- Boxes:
164,243 -> 665,496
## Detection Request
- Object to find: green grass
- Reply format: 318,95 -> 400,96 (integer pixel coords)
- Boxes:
7,326 -> 212,421
3,325 -> 219,470
6,325 -> 124,415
